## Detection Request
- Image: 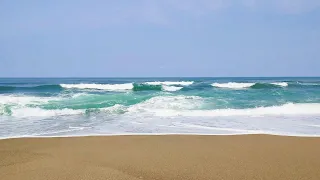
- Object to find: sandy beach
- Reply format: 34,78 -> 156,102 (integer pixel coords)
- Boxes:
1,135 -> 320,180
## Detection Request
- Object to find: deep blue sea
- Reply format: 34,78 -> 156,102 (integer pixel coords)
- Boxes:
1,77 -> 320,138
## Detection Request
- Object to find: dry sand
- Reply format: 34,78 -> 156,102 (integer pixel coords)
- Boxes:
1,135 -> 320,180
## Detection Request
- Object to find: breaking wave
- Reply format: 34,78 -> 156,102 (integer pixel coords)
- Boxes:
212,82 -> 255,89
211,82 -> 288,89
162,85 -> 183,92
2,93 -> 320,118
144,81 -> 194,86
60,83 -> 134,91
2,81 -> 320,93
60,83 -> 184,92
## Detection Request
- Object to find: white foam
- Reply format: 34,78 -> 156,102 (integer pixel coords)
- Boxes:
2,92 -> 320,138
297,82 -> 320,86
0,95 -> 68,117
212,82 -> 288,89
128,95 -> 203,113
145,81 -> 193,86
271,82 -> 288,87
11,107 -> 83,118
1,103 -> 127,118
0,94 -> 58,105
211,82 -> 255,89
101,104 -> 127,114
60,83 -> 134,91
150,103 -> 320,117
162,85 -> 183,92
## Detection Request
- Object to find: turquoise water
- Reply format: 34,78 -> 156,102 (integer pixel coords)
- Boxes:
1,77 -> 320,138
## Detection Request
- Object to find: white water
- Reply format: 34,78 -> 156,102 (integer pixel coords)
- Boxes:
0,94 -> 59,105
162,85 -> 183,92
211,82 -> 288,89
2,94 -> 320,118
10,107 -> 83,118
145,81 -> 194,86
60,83 -> 134,91
211,82 -> 255,89
1,94 -> 320,138
146,103 -> 320,117
60,83 -> 186,92
270,82 -> 288,87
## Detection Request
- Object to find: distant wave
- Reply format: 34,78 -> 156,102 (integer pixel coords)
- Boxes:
270,82 -> 288,87
162,85 -> 183,92
211,82 -> 255,89
144,81 -> 194,86
211,82 -> 288,89
251,82 -> 288,89
2,81 -> 320,93
0,83 -> 185,92
0,85 -> 62,92
60,83 -> 134,91
61,83 -> 184,92
296,82 -> 320,86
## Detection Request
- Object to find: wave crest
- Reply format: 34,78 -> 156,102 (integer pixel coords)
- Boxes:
212,82 -> 288,89
211,82 -> 254,89
1,94 -> 320,119
162,85 -> 183,92
60,83 -> 134,91
60,83 -> 183,92
145,81 -> 193,86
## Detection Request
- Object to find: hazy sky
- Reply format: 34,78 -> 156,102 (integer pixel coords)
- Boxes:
1,0 -> 320,77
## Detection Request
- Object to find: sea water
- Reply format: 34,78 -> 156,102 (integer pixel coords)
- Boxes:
0,77 -> 320,138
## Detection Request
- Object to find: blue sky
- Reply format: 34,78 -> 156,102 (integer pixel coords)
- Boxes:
1,0 -> 320,77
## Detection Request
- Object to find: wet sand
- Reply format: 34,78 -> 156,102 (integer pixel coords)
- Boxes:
1,135 -> 320,180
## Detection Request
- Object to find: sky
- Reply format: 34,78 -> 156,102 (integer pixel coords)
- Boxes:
1,0 -> 320,77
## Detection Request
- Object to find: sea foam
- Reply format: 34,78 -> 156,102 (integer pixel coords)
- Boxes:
211,82 -> 288,89
162,85 -> 183,92
211,82 -> 255,89
145,81 -> 194,86
60,83 -> 186,92
60,83 -> 134,91
149,103 -> 320,117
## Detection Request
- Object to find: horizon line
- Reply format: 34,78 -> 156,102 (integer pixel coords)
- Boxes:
1,76 -> 320,79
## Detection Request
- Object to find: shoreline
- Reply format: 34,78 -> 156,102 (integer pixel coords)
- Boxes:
1,134 -> 320,180
2,132 -> 320,140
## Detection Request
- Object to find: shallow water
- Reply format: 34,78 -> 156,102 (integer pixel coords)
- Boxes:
1,77 -> 320,138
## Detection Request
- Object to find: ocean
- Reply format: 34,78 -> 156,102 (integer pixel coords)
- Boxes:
0,77 -> 320,138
